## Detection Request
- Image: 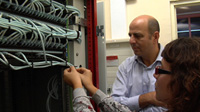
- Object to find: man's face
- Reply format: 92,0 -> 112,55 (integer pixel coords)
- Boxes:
128,18 -> 154,57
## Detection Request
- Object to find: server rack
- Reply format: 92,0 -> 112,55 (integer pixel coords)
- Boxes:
0,0 -> 97,111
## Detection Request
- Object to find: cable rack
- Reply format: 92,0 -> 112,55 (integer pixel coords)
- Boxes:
0,0 -> 81,70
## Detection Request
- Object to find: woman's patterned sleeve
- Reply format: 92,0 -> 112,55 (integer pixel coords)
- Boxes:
73,88 -> 96,112
73,96 -> 95,112
73,88 -> 132,112
92,90 -> 132,112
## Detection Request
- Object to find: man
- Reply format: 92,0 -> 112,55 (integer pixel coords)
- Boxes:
111,15 -> 166,111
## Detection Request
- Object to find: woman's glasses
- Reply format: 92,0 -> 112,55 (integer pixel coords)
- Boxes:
155,66 -> 171,75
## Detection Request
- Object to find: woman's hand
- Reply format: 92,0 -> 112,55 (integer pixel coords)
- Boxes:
77,67 -> 98,95
63,66 -> 82,89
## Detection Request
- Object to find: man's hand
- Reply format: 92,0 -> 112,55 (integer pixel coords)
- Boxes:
139,91 -> 167,108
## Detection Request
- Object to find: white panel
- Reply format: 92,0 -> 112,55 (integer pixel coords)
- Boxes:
106,41 -> 134,93
110,0 -> 127,39
97,2 -> 107,94
106,42 -> 133,56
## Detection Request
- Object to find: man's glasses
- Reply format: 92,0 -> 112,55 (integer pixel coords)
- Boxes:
155,66 -> 171,75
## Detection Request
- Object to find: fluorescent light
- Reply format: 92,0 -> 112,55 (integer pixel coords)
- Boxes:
179,6 -> 189,10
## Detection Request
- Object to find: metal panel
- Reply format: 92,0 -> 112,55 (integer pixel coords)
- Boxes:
69,0 -> 86,68
97,2 -> 107,94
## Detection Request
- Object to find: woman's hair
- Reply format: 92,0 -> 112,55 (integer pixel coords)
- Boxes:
162,37 -> 200,112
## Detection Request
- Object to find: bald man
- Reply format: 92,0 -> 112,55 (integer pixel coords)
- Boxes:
111,15 -> 167,112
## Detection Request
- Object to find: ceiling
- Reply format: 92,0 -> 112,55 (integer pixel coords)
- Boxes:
176,5 -> 200,15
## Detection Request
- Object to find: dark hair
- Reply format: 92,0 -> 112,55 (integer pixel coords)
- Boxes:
148,18 -> 160,36
162,37 -> 200,112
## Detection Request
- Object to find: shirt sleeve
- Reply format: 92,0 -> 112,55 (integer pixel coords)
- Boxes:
73,88 -> 132,112
73,88 -> 95,112
92,89 -> 132,112
111,60 -> 141,111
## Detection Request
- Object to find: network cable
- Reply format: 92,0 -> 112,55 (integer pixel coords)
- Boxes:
46,75 -> 59,112
0,0 -> 81,71
0,51 -> 75,70
0,13 -> 82,49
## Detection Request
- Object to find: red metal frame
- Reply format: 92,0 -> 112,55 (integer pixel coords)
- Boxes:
87,0 -> 99,89
87,0 -> 99,111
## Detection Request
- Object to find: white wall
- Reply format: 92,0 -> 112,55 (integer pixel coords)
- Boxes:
98,0 -> 174,45
110,0 -> 127,39
126,0 -> 172,46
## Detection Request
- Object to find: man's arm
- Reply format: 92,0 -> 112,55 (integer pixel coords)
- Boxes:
111,65 -> 140,111
111,62 -> 166,111
112,82 -> 140,111
139,91 -> 167,108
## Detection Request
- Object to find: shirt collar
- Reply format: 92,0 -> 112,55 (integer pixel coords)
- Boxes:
135,44 -> 163,67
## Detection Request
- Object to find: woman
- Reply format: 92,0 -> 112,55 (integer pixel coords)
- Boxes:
63,37 -> 200,112
154,37 -> 200,112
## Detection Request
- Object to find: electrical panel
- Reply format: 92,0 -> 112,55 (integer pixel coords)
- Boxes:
0,0 -> 85,112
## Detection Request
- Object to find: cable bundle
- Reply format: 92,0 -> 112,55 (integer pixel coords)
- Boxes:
0,12 -> 78,70
46,75 -> 59,112
0,0 -> 80,25
0,13 -> 81,49
0,0 -> 80,70
0,51 -> 74,70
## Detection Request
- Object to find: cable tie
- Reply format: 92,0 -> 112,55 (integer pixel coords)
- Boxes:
50,60 -> 53,66
75,31 -> 79,40
32,61 -> 34,68
78,25 -> 81,32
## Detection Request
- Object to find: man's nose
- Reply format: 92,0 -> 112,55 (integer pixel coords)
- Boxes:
129,36 -> 136,43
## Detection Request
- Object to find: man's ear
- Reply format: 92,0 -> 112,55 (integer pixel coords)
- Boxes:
153,31 -> 159,43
